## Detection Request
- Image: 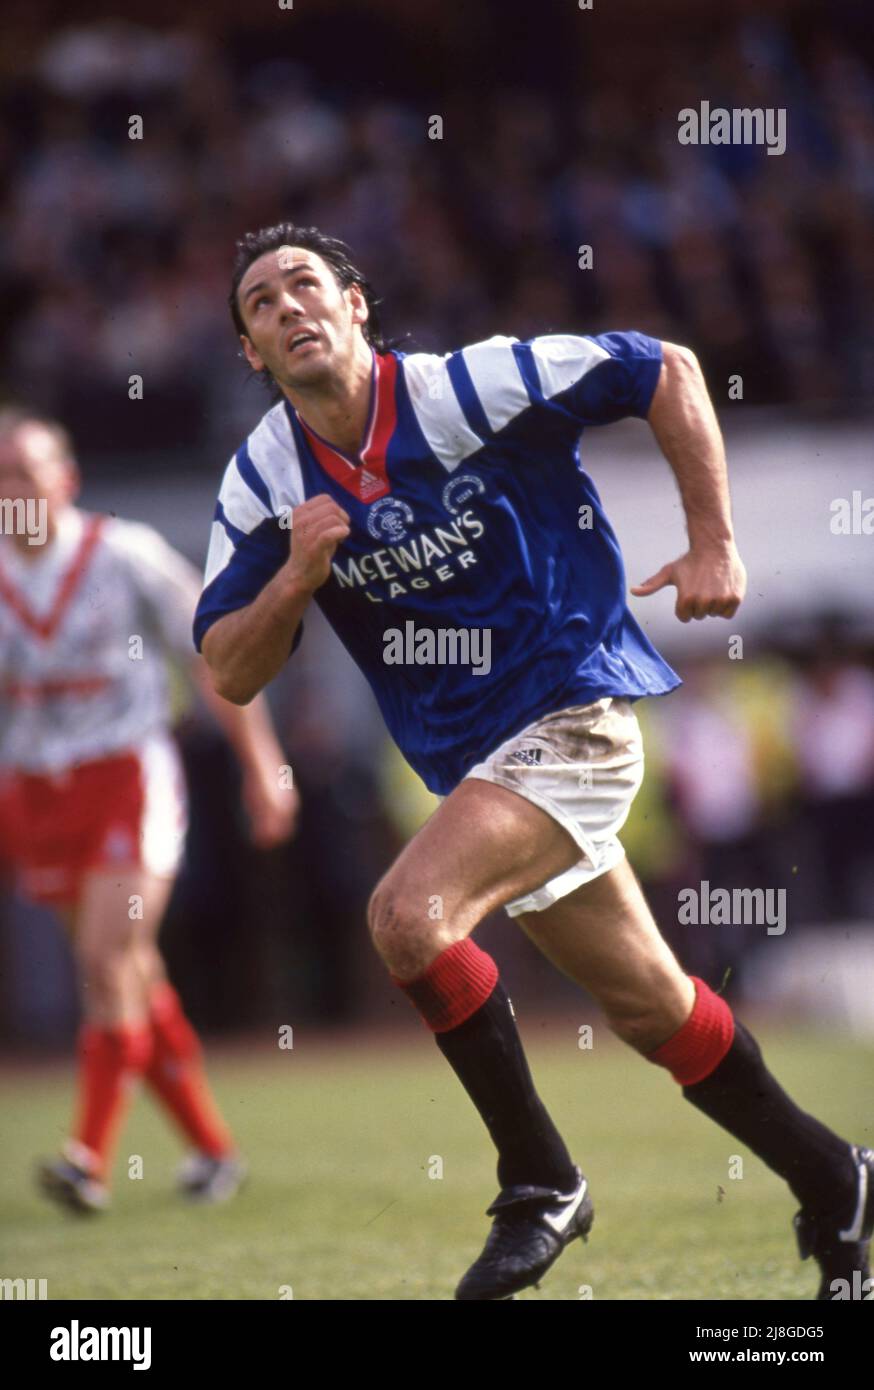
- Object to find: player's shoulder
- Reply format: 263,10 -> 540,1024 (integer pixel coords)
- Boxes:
95,511 -> 163,551
396,335 -> 527,395
397,334 -> 528,411
396,331 -> 629,427
397,330 -> 659,399
396,333 -> 519,369
243,397 -> 295,458
522,328 -> 662,368
97,513 -> 182,567
218,398 -> 303,515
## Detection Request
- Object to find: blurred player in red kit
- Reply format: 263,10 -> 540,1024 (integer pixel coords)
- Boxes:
0,409 -> 298,1211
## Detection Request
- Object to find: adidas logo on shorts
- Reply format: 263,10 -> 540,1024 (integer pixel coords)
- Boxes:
510,747 -> 543,766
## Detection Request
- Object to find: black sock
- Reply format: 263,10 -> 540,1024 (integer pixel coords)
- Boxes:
435,979 -> 577,1192
683,1019 -> 856,1215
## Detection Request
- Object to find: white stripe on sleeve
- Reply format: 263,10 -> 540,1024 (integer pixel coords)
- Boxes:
529,334 -> 610,400
460,335 -> 529,433
402,352 -> 484,473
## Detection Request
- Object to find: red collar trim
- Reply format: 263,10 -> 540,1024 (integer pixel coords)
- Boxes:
295,351 -> 397,504
0,513 -> 105,641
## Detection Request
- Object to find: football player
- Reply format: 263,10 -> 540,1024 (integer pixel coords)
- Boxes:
0,409 -> 298,1212
195,224 -> 871,1300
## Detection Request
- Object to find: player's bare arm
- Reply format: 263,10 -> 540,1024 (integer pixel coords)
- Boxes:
189,657 -> 300,848
632,341 -> 747,623
201,493 -> 350,704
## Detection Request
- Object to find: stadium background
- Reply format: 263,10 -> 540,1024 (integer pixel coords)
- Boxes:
0,3 -> 872,1068
2,0 -> 873,1305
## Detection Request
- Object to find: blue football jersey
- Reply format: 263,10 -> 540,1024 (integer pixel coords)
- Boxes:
194,331 -> 681,794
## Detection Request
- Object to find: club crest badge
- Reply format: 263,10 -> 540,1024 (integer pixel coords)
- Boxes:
366,496 -> 415,543
442,474 -> 486,515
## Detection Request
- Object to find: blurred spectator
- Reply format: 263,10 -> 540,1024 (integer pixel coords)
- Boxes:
2,6 -> 874,464
791,651 -> 874,921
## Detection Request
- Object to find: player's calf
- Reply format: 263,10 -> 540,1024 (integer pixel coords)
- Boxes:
601,976 -> 697,1054
389,936 -> 586,1296
645,976 -> 866,1298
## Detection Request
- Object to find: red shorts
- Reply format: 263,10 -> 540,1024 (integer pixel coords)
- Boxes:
0,736 -> 188,909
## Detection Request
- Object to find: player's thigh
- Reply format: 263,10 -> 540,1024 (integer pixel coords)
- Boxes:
370,776 -> 582,940
515,858 -> 694,1025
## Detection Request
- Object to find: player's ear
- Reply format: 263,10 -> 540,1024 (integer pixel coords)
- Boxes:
348,282 -> 369,330
240,335 -> 265,372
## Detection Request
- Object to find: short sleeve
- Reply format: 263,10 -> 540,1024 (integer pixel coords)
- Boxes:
193,453 -> 298,653
519,331 -> 664,427
193,452 -> 294,654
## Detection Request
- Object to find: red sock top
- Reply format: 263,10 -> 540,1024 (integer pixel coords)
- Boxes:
646,976 -> 735,1085
391,938 -> 498,1033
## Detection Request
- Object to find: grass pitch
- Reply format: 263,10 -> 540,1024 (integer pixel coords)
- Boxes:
1,1020 -> 871,1301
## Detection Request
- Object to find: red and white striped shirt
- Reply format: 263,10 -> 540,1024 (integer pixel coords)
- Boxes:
0,506 -> 200,773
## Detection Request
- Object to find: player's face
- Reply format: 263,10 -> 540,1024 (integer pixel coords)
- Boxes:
0,426 -> 77,513
236,248 -> 369,392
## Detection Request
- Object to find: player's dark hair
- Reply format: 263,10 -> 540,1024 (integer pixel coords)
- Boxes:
229,224 -> 387,396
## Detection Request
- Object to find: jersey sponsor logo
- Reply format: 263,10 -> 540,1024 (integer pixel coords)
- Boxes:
442,473 -> 485,515
332,508 -> 485,601
1,676 -> 112,702
366,497 -> 415,543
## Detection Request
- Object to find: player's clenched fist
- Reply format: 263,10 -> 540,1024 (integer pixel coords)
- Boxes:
285,494 -> 351,593
631,542 -> 747,622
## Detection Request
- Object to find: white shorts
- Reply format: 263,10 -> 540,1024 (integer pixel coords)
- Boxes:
462,697 -> 645,917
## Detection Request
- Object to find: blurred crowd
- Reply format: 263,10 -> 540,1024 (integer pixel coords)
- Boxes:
625,642 -> 874,998
2,7 -> 874,466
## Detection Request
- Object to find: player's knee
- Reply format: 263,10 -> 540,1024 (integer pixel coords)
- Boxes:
367,880 -> 411,950
135,940 -> 166,989
367,879 -> 451,973
76,940 -> 133,1007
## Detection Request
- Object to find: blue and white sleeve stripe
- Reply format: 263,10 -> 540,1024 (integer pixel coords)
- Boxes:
193,451 -> 291,653
523,331 -> 664,425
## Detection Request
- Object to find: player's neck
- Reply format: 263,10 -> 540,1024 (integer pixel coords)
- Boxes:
283,340 -> 375,460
